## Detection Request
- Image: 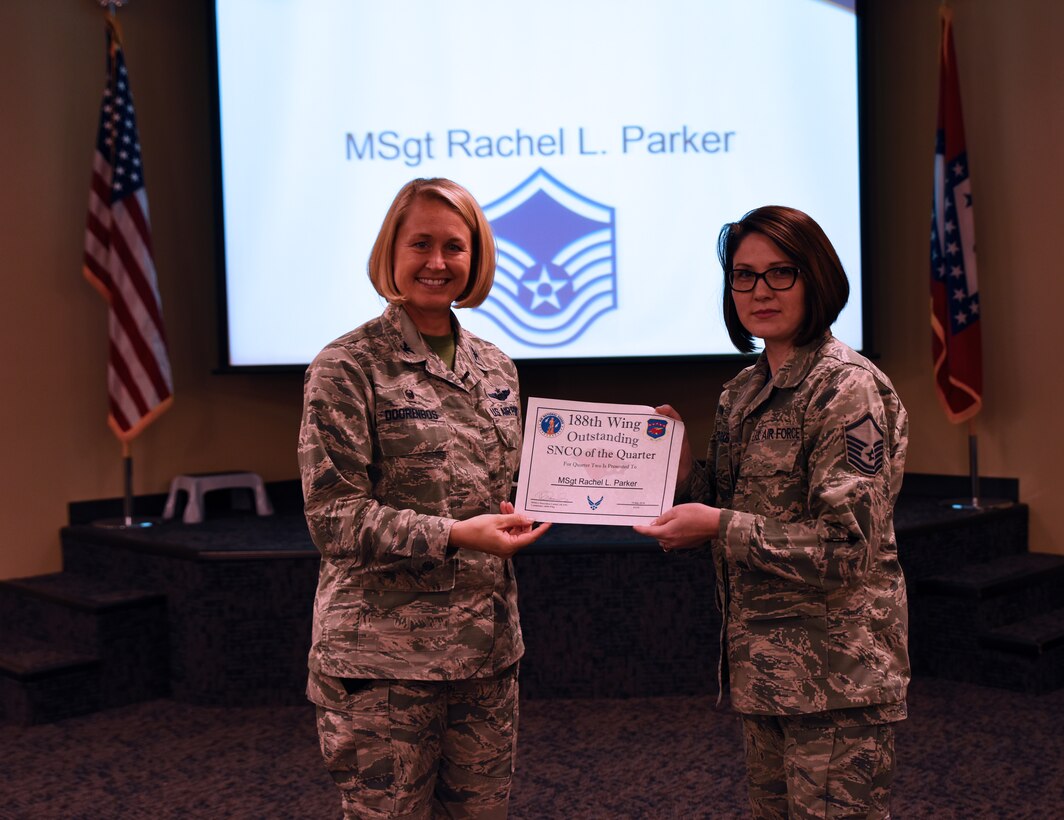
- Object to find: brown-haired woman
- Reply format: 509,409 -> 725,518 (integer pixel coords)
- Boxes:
637,205 -> 910,819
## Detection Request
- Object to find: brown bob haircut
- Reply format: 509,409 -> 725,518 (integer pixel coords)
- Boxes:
717,205 -> 850,354
368,178 -> 497,308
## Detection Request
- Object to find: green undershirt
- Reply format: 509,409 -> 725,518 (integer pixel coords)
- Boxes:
422,332 -> 456,370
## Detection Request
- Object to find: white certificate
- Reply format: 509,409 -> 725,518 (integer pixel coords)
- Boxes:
514,397 -> 685,526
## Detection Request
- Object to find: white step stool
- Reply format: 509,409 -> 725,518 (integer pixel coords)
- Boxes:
162,471 -> 274,524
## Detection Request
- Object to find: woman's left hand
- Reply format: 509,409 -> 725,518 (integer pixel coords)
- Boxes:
633,503 -> 721,551
651,404 -> 694,487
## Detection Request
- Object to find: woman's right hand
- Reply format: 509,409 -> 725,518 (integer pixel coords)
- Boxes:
653,404 -> 693,486
633,503 -> 720,551
449,502 -> 551,559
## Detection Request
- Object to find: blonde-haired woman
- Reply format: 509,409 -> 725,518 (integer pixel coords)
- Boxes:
300,178 -> 549,818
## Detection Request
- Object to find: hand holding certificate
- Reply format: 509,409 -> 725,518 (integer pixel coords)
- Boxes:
514,397 -> 685,526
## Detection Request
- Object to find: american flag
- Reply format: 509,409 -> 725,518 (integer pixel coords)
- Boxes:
83,15 -> 173,443
929,8 -> 982,423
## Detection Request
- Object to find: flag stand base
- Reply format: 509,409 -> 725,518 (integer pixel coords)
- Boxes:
939,498 -> 1014,512
91,452 -> 159,529
938,434 -> 1013,512
91,516 -> 159,529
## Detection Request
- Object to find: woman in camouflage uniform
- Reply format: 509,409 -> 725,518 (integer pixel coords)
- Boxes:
299,178 -> 550,819
637,206 -> 909,819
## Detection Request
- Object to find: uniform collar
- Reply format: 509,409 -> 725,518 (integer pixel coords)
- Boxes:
385,303 -> 431,363
384,304 -> 489,385
731,332 -> 833,420
770,331 -> 834,389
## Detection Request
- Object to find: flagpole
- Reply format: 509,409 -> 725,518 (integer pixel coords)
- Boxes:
943,419 -> 1011,512
94,440 -> 158,529
967,419 -> 979,508
122,440 -> 134,526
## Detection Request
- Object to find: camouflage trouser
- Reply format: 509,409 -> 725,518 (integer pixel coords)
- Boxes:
315,665 -> 518,819
740,714 -> 896,819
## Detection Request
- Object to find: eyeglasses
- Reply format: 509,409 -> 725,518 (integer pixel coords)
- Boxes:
727,266 -> 800,292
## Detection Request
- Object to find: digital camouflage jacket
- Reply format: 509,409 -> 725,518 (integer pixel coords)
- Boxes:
692,333 -> 910,716
299,304 -> 524,691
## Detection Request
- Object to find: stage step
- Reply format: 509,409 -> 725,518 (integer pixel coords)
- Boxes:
917,552 -> 1064,600
0,572 -> 165,641
0,573 -> 170,725
914,552 -> 1064,627
981,606 -> 1064,657
910,552 -> 1064,693
974,607 -> 1064,695
0,635 -> 101,724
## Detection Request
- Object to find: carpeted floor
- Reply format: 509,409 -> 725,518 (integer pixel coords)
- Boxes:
2,676 -> 1062,819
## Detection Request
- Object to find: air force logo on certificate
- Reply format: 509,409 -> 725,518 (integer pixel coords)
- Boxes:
514,397 -> 684,526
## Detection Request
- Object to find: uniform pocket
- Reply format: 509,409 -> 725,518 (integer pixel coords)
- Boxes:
492,416 -> 521,452
741,574 -> 826,620
740,437 -> 801,477
447,665 -> 519,781
377,416 -> 452,458
735,576 -> 828,681
376,417 -> 453,511
362,565 -> 457,593
315,680 -> 397,813
732,613 -> 829,681
341,678 -> 373,696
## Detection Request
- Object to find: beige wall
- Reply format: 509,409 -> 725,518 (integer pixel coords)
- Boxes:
866,0 -> 1064,555
1,0 -> 1061,580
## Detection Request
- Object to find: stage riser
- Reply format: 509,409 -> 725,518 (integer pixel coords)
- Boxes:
60,535 -> 317,707
957,648 -> 1064,694
2,489 -> 1056,724
913,577 -> 1064,639
909,644 -> 1064,695
894,509 -> 1030,582
908,552 -> 1064,694
516,550 -> 719,699
0,575 -> 171,724
0,583 -> 104,649
0,664 -> 102,725
60,535 -> 719,705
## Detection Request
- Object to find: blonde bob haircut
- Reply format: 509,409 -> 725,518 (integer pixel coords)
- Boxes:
368,178 -> 497,309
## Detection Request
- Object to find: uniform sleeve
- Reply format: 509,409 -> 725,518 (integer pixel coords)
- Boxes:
718,368 -> 907,591
298,348 -> 454,565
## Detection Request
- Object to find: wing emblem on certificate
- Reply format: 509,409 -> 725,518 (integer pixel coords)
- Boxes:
514,397 -> 685,525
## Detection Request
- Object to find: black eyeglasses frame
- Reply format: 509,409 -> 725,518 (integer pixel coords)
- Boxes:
726,266 -> 801,292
